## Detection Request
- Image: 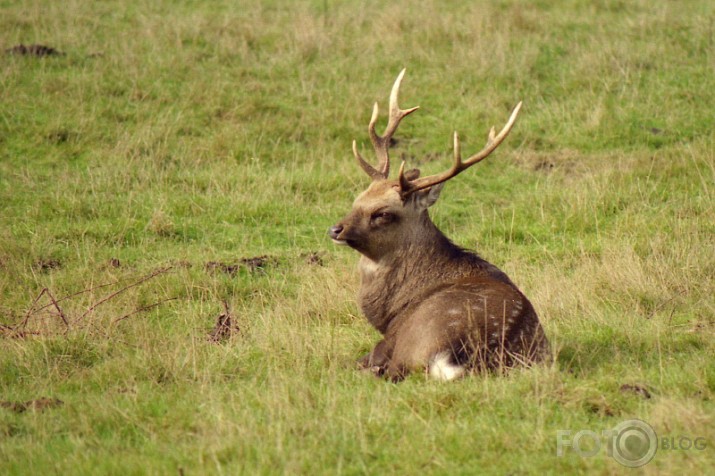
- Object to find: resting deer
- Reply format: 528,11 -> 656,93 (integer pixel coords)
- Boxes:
329,70 -> 550,381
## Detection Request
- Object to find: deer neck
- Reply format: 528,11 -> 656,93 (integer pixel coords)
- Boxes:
359,212 -> 449,276
357,213 -> 459,333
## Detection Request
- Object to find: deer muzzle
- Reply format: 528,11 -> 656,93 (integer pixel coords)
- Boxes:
328,225 -> 348,245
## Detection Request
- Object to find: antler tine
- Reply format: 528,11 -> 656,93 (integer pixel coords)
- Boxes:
397,160 -> 410,191
400,101 -> 522,196
353,140 -> 384,181
370,69 -> 420,178
387,69 -> 420,139
353,69 -> 419,181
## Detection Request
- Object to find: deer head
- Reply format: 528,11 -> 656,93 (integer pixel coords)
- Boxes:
329,69 -> 522,262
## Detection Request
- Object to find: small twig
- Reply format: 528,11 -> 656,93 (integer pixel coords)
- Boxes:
45,288 -> 69,328
20,280 -> 118,329
112,297 -> 178,324
0,323 -> 17,337
31,280 -> 117,315
78,267 -> 173,322
20,288 -> 48,330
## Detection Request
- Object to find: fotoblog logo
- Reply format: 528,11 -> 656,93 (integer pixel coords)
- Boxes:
557,419 -> 708,467
557,419 -> 658,468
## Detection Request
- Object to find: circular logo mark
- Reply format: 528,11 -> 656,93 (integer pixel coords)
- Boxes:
611,419 -> 657,467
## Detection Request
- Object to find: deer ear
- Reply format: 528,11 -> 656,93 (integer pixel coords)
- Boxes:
413,182 -> 444,210
403,168 -> 421,181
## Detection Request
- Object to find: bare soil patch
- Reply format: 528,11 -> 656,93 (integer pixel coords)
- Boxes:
0,397 -> 63,413
5,44 -> 64,56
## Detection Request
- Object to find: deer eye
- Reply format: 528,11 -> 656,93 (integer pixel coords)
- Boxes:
371,211 -> 396,226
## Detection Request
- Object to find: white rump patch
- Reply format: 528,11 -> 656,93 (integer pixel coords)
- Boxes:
447,308 -> 461,316
428,352 -> 466,381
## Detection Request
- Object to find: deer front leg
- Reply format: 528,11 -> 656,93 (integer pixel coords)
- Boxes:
360,340 -> 414,382
384,361 -> 409,382
357,339 -> 392,377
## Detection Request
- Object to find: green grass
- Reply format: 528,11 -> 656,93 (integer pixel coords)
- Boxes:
1,0 -> 714,474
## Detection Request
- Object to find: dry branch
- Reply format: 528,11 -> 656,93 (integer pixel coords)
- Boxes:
112,297 -> 178,324
31,280 -> 117,315
78,266 -> 173,322
46,288 -> 70,328
6,266 -> 177,337
20,288 -> 49,329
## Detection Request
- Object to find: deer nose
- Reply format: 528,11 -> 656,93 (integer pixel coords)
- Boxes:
328,225 -> 344,240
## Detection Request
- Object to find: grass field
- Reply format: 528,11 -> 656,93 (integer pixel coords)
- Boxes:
1,0 -> 714,474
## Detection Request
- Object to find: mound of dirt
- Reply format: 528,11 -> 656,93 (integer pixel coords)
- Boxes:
34,258 -> 61,271
208,301 -> 239,342
6,44 -> 64,56
619,383 -> 652,399
0,397 -> 63,413
205,255 -> 276,276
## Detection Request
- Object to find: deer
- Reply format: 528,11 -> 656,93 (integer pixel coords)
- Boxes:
329,69 -> 550,382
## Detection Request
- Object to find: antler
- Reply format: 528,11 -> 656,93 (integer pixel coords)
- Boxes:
353,69 -> 420,181
399,101 -> 522,196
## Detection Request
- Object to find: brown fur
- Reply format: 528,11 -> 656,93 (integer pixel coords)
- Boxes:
331,179 -> 550,381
